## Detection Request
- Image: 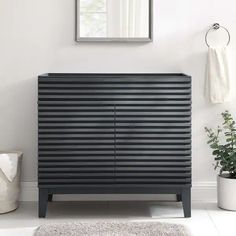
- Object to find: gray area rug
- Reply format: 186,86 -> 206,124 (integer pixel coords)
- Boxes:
34,221 -> 191,236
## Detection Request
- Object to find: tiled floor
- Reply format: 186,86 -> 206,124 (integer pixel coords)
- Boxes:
0,201 -> 235,236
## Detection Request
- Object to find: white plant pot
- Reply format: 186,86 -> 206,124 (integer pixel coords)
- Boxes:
217,175 -> 236,211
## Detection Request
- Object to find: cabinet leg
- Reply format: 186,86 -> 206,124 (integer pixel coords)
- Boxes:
39,189 -> 48,218
182,188 -> 191,218
48,194 -> 53,202
176,194 -> 182,202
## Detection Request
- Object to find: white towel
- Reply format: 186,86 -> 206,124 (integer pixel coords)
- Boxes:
0,153 -> 19,182
205,46 -> 230,104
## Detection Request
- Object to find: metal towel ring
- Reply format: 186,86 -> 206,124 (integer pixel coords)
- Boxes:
205,23 -> 231,47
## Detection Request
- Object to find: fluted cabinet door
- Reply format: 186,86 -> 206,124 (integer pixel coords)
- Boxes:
38,76 -> 116,188
114,76 -> 192,187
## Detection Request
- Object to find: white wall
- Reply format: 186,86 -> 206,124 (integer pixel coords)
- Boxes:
0,0 -> 236,190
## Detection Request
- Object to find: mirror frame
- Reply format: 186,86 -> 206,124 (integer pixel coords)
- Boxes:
75,0 -> 153,42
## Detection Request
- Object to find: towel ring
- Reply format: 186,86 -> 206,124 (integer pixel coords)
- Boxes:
205,23 -> 231,47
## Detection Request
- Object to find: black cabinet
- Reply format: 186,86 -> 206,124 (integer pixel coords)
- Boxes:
38,73 -> 192,218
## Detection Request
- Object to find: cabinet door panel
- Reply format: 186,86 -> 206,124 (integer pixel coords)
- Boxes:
114,76 -> 191,186
38,79 -> 116,187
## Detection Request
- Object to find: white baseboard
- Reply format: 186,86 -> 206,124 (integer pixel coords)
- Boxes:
20,182 -> 217,202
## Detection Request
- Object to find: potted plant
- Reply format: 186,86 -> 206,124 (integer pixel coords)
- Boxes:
205,110 -> 236,211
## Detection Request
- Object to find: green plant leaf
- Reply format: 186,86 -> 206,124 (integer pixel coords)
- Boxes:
212,150 -> 220,155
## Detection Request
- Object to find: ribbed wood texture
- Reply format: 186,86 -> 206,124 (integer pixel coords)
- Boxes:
38,74 -> 191,188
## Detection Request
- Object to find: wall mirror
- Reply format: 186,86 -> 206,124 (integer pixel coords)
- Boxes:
75,0 -> 153,42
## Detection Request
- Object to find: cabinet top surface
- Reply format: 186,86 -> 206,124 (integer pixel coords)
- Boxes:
39,73 -> 191,78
